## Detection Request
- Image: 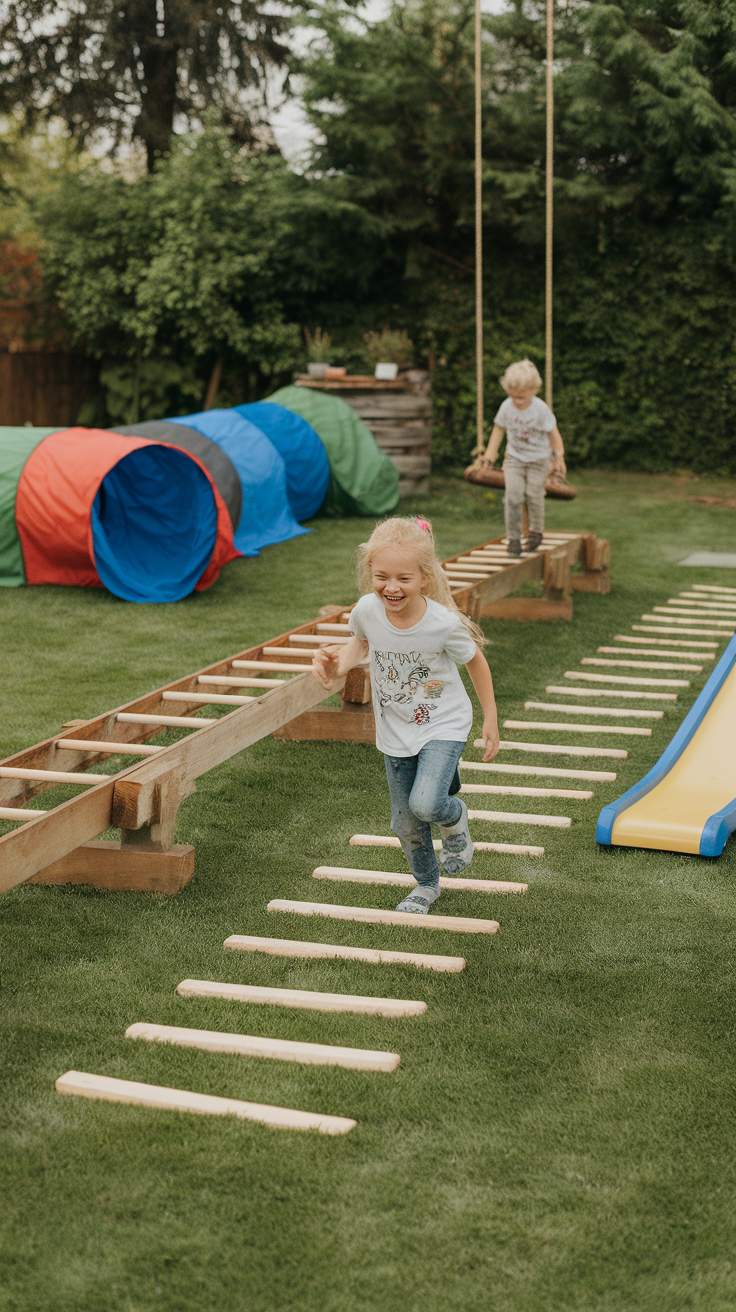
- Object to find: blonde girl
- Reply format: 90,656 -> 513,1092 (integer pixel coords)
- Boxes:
313,517 -> 500,915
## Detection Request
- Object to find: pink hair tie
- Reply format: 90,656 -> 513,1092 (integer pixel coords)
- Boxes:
416,518 -> 431,532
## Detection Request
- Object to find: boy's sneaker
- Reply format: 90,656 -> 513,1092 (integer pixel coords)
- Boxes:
439,799 -> 474,875
525,530 -> 543,553
507,538 -> 522,558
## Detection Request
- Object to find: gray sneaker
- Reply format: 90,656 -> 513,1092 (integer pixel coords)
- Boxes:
439,799 -> 474,875
507,538 -> 522,558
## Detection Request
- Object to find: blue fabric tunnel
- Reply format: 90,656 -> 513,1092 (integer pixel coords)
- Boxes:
91,444 -> 218,603
234,402 -> 330,521
169,409 -> 307,556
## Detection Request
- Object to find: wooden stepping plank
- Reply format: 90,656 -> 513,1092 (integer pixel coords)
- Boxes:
313,865 -> 528,894
126,1021 -> 400,1073
581,657 -> 702,672
263,646 -> 323,658
657,604 -> 736,616
267,899 -> 500,936
350,833 -> 544,856
461,780 -> 594,798
117,712 -> 217,728
503,719 -> 650,737
563,672 -> 688,688
163,691 -> 257,705
466,807 -> 571,827
671,596 -> 736,609
288,634 -> 351,645
548,684 -> 676,701
691,584 -> 736,594
316,623 -> 351,632
0,766 -> 111,784
176,978 -> 427,1017
224,934 -> 466,973
460,759 -> 616,780
614,634 -> 717,648
198,675 -> 287,688
641,614 -> 734,629
632,625 -> 728,638
232,659 -> 310,672
525,701 -> 662,719
56,1070 -> 356,1135
0,806 -> 46,821
597,647 -> 712,660
475,737 -> 628,758
56,738 -> 165,755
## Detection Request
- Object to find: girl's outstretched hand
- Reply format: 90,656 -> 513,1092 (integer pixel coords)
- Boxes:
481,719 -> 500,762
312,644 -> 342,691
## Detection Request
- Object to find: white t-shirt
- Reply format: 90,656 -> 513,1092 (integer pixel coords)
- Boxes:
494,395 -> 556,463
349,593 -> 477,757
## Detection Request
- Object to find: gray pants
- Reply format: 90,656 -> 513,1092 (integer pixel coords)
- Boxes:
504,455 -> 550,540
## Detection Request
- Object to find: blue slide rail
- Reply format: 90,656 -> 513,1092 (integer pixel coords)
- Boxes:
596,633 -> 736,856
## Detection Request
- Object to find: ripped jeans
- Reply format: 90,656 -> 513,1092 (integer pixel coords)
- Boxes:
384,740 -> 466,887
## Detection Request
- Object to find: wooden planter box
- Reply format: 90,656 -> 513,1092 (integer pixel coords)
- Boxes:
294,372 -> 432,498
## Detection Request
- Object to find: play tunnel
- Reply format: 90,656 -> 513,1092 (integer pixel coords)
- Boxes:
233,402 -> 330,521
14,426 -> 239,602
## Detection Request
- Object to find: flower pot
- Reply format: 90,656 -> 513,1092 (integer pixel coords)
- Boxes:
324,366 -> 347,379
375,362 -> 399,380
308,362 -> 329,378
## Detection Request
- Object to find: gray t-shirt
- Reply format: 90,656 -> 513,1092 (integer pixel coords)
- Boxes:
349,593 -> 477,757
494,395 -> 556,463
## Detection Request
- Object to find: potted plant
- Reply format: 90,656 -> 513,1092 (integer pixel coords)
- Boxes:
304,327 -> 333,378
362,328 -> 415,380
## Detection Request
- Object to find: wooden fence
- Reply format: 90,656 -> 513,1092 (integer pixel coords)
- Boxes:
0,352 -> 96,427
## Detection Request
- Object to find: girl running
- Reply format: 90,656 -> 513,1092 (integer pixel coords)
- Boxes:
312,516 -> 500,915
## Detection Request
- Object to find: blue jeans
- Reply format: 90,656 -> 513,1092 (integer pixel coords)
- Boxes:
384,740 -> 466,888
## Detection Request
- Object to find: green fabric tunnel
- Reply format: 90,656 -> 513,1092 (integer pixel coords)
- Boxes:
0,427 -> 60,586
268,386 -> 400,517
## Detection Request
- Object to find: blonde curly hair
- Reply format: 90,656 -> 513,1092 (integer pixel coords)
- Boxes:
356,516 -> 487,647
500,357 -> 542,393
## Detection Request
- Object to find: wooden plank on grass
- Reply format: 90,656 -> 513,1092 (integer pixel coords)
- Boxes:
312,866 -> 528,894
350,833 -> 545,856
597,648 -> 711,660
632,625 -> 727,638
460,759 -> 616,780
563,672 -> 688,688
525,702 -> 662,719
126,1021 -> 400,1072
503,720 -> 651,737
547,685 -> 676,701
641,614 -> 734,629
267,899 -> 500,935
466,808 -> 571,827
223,934 -> 466,972
614,634 -> 717,648
474,737 -> 628,758
56,1070 -> 356,1135
580,658 -> 702,672
176,978 -> 427,1017
461,781 -> 594,798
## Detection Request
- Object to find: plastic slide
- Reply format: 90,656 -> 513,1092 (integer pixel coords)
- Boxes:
596,633 -> 736,856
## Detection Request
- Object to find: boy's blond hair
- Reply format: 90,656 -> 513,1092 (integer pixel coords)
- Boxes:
356,516 -> 487,647
500,357 -> 542,393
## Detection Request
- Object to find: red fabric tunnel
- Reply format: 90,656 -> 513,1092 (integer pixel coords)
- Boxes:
15,427 -> 239,601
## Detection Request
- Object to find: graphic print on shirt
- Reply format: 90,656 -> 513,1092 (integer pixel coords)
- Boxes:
373,649 -> 442,719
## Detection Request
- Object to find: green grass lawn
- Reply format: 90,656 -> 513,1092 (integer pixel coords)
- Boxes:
2,470 -> 736,1312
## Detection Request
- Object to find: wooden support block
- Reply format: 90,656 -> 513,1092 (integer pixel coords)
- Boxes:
267,899 -> 500,935
116,712 -> 218,728
163,691 -> 257,705
126,1021 -> 400,1073
0,766 -> 112,785
312,866 -> 528,894
341,666 -> 372,705
476,738 -> 628,759
632,625 -> 728,638
525,701 -> 662,719
350,833 -> 544,856
56,738 -> 165,755
613,635 -> 717,649
543,547 -> 571,603
0,806 -> 46,820
224,934 -> 466,973
547,685 -> 676,701
56,1070 -> 356,1135
570,569 -> 611,594
272,707 -> 375,743
481,597 -> 573,622
176,978 -> 427,1017
461,781 -> 593,799
26,840 -> 194,892
466,808 -> 571,828
460,759 -> 616,781
198,675 -> 287,688
582,536 -> 610,571
597,647 -> 712,660
564,672 -> 689,688
503,719 -> 651,737
581,657 -> 702,672
232,659 -> 312,673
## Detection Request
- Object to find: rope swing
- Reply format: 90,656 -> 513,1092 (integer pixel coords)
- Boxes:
474,0 -> 484,456
545,0 -> 554,408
